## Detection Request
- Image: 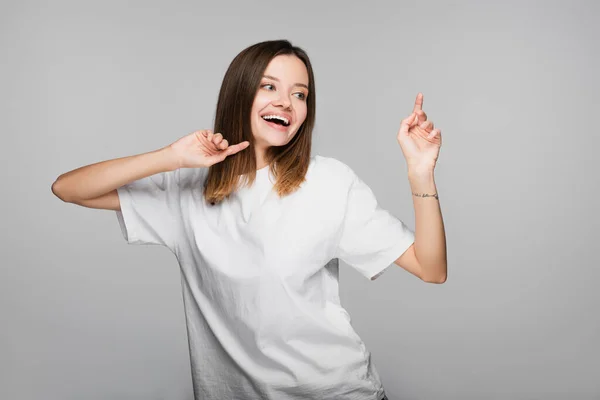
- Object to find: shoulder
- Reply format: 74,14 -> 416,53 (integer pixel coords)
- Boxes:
312,155 -> 355,180
311,155 -> 358,187
305,155 -> 358,198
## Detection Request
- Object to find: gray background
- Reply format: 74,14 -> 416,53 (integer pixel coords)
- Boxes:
2,0 -> 599,399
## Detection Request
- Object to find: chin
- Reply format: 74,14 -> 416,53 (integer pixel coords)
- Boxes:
259,136 -> 293,148
256,128 -> 298,147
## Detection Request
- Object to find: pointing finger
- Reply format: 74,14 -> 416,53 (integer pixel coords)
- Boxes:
412,93 -> 424,113
226,141 -> 250,156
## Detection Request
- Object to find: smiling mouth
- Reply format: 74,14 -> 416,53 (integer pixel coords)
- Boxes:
261,115 -> 290,127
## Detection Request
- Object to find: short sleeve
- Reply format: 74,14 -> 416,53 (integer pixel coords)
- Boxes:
115,169 -> 182,251
334,170 -> 415,281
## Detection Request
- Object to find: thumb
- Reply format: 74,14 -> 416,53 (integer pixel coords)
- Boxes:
399,112 -> 418,136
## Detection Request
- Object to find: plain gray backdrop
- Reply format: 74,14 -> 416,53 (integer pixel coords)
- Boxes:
2,0 -> 599,399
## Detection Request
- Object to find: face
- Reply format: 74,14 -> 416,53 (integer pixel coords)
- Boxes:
250,55 -> 309,154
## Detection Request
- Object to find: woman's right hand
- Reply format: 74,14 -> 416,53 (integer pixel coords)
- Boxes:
169,130 -> 250,169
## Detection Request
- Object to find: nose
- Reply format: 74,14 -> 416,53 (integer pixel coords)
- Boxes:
273,92 -> 292,110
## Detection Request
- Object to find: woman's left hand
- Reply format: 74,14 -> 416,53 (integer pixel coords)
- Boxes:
396,93 -> 442,172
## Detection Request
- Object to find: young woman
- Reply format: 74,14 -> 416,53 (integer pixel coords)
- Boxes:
52,39 -> 446,400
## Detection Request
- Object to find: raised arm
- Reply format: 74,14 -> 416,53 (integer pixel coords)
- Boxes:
51,146 -> 179,210
51,129 -> 250,211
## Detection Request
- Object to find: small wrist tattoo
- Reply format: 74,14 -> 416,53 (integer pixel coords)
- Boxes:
413,192 -> 439,200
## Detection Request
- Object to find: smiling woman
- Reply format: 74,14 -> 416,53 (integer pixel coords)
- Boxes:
51,39 -> 429,400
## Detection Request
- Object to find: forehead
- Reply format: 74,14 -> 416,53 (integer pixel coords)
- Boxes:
263,55 -> 309,85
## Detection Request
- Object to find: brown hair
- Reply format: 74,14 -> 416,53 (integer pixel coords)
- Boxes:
203,39 -> 316,205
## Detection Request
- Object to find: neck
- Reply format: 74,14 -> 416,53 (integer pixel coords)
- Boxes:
255,145 -> 269,171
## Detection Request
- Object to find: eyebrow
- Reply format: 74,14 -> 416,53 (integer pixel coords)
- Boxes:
263,75 -> 309,90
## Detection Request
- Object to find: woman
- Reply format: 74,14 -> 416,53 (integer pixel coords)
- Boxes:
52,39 -> 447,400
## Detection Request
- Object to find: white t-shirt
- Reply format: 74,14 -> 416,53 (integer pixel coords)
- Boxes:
115,155 -> 415,400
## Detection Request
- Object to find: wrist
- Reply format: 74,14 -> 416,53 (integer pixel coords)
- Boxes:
158,146 -> 181,172
408,166 -> 435,180
408,168 -> 437,198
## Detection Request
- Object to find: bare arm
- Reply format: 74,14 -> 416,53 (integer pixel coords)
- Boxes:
51,146 -> 179,210
51,129 -> 250,211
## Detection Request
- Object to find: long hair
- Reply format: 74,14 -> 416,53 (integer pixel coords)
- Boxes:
203,39 -> 316,205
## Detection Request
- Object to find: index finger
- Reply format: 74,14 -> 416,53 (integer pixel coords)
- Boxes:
226,141 -> 250,155
413,93 -> 424,113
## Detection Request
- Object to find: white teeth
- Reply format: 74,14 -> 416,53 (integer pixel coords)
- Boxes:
262,115 -> 289,125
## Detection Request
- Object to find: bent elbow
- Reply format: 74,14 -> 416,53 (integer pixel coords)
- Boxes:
422,271 -> 447,284
51,177 -> 70,202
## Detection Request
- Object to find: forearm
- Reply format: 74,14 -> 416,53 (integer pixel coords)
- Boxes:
52,146 -> 179,202
408,168 -> 447,282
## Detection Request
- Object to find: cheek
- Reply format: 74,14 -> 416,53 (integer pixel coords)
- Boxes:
296,105 -> 308,125
251,98 -> 266,125
252,92 -> 271,111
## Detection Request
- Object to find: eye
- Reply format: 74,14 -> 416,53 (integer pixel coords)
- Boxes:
294,92 -> 307,100
261,83 -> 275,91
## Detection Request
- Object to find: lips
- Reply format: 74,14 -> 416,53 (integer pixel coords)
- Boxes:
261,117 -> 289,131
260,112 -> 292,126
